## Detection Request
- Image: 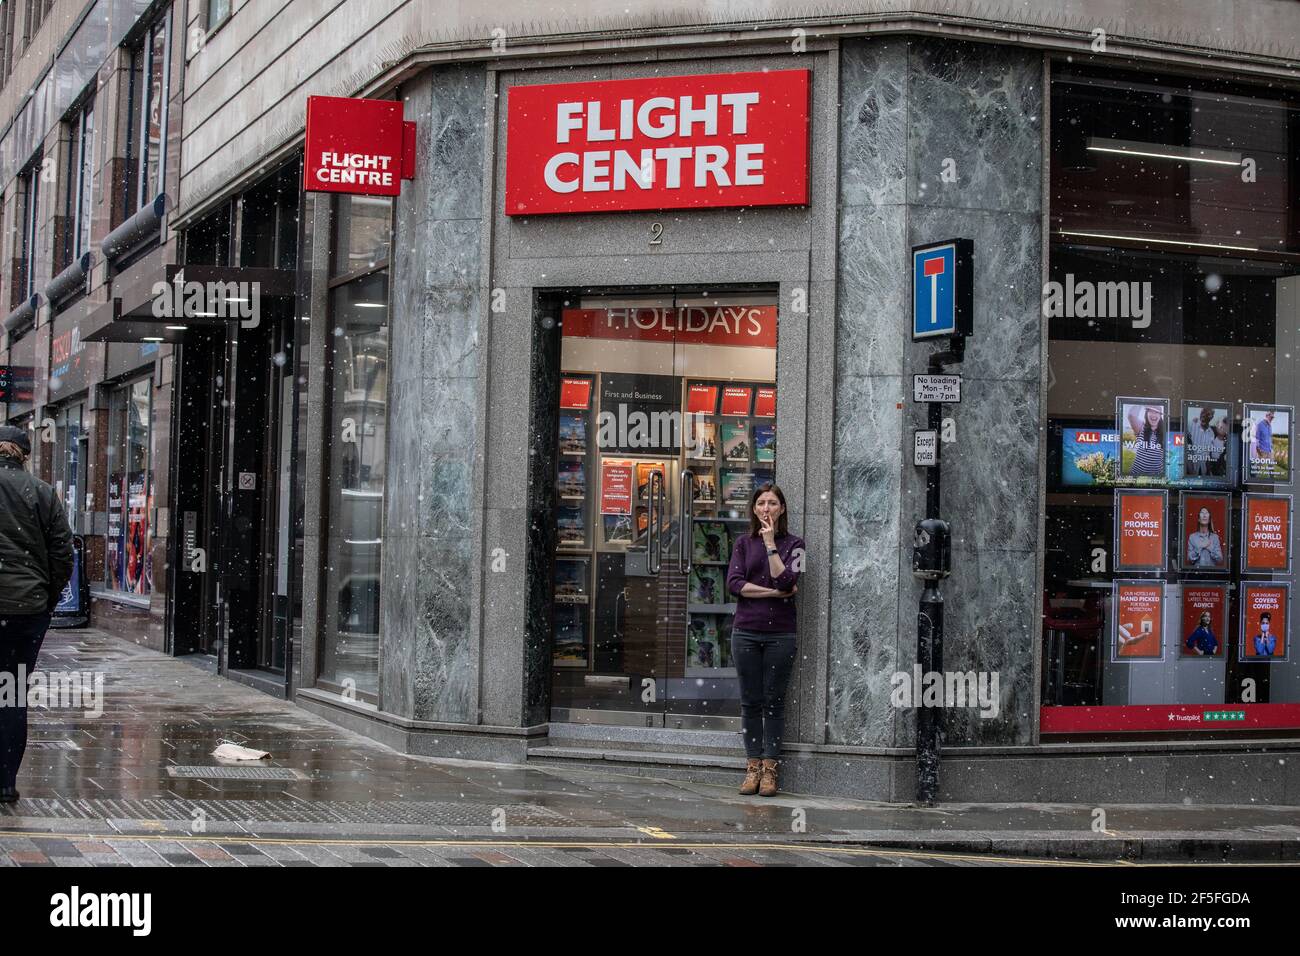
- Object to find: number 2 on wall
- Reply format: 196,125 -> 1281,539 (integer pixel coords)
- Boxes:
649,222 -> 663,246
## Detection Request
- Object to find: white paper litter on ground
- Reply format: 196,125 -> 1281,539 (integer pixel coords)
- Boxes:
212,742 -> 271,761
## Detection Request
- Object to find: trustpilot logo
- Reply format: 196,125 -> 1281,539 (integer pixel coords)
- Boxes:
151,279 -> 261,328
0,667 -> 104,717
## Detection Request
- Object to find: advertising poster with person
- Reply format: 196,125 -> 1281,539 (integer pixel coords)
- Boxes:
1240,583 -> 1289,662
1116,397 -> 1170,484
1241,493 -> 1292,574
1113,488 -> 1167,572
1179,585 -> 1227,657
1178,491 -> 1230,571
1243,403 -> 1293,485
1113,581 -> 1165,661
1180,401 -> 1233,486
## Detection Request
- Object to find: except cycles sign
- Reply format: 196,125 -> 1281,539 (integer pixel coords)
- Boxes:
504,70 -> 810,215
303,96 -> 416,196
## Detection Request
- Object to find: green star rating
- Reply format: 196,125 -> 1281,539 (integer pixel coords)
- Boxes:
1203,710 -> 1247,722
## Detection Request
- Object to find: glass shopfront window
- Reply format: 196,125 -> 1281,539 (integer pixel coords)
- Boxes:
1043,65 -> 1300,735
105,378 -> 154,595
319,195 -> 391,697
53,402 -> 88,534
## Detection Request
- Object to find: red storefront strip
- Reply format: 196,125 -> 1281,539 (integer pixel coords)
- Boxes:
1041,702 -> 1300,733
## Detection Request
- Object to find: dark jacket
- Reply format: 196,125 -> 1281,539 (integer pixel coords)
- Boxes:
0,455 -> 74,614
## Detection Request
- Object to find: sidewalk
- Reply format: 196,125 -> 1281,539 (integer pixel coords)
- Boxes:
2,629 -> 1299,864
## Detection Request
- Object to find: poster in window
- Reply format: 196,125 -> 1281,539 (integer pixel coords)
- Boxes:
720,468 -> 753,506
1180,401 -> 1233,487
1243,403 -> 1293,485
1113,488 -> 1167,572
720,386 -> 752,416
599,460 -> 633,515
753,424 -> 776,463
557,506 -> 586,548
554,558 -> 590,604
1241,493 -> 1292,574
1112,580 -> 1165,661
106,472 -> 124,588
753,387 -> 776,418
1179,584 -> 1227,658
559,377 -> 592,410
1116,397 -> 1170,484
1178,491 -> 1230,572
687,418 -> 717,460
1239,582 -> 1289,662
124,469 -> 152,595
686,384 -> 719,414
557,460 -> 585,499
692,520 -> 732,563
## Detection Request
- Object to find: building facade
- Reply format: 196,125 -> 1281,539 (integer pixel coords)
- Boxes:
4,0 -> 1299,803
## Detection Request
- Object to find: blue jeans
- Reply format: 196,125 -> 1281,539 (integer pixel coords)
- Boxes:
731,628 -> 797,759
0,613 -> 51,789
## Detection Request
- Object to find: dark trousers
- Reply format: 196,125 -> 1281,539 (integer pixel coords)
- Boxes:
730,628 -> 797,759
0,613 -> 50,789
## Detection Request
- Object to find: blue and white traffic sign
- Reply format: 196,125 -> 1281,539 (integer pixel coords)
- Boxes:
911,238 -> 973,342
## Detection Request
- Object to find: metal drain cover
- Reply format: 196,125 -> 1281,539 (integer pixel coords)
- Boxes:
167,765 -> 308,781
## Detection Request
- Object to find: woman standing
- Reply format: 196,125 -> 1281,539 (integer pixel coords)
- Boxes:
726,484 -> 804,797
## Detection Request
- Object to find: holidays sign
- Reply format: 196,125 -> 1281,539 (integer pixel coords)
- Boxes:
304,96 -> 416,196
505,70 -> 810,215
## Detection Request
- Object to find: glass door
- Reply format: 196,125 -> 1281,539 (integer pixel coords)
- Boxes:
549,290 -> 778,729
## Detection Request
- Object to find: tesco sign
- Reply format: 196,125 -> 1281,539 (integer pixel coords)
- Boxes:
304,96 -> 416,196
505,70 -> 810,215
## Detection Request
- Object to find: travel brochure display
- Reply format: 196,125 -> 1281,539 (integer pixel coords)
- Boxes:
753,387 -> 776,418
720,386 -> 752,416
559,413 -> 587,456
558,460 -> 585,499
1178,491 -> 1229,571
687,614 -> 731,670
557,507 -> 586,548
692,520 -> 732,563
722,423 -> 749,461
1243,403 -> 1292,485
554,558 -> 590,604
687,384 -> 719,414
692,473 -> 718,505
553,604 -> 588,667
754,424 -> 776,462
560,377 -> 593,411
1180,584 -> 1227,657
720,468 -> 753,506
690,566 -> 726,605
1241,493 -> 1292,574
689,419 -> 717,460
1112,581 -> 1165,661
1180,401 -> 1232,486
1239,582 -> 1289,662
1113,488 -> 1167,573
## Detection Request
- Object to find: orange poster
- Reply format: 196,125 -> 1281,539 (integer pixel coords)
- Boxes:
1240,583 -> 1289,662
1242,494 -> 1291,574
1180,585 -> 1227,658
599,460 -> 633,515
1113,582 -> 1164,660
1115,490 -> 1167,572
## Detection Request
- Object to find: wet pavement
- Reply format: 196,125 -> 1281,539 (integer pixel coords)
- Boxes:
3,629 -> 1300,867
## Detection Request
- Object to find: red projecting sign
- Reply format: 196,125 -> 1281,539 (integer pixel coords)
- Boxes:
505,70 -> 810,215
304,96 -> 417,196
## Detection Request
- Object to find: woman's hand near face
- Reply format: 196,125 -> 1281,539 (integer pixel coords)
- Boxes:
760,512 -> 776,548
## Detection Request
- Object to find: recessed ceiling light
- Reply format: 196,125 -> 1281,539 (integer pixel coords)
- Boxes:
143,336 -> 163,342
355,302 -> 386,309
165,325 -> 187,331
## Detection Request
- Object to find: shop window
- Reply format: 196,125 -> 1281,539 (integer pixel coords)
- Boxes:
183,203 -> 232,266
60,96 -> 95,270
319,195 -> 391,697
124,10 -> 169,218
22,0 -> 51,48
1043,65 -> 1300,736
206,0 -> 230,32
330,194 -> 391,279
16,157 -> 40,303
239,160 -> 301,269
105,378 -> 154,595
1,2 -> 18,86
53,402 -> 87,533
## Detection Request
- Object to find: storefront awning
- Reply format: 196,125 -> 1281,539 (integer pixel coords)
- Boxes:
81,265 -> 300,343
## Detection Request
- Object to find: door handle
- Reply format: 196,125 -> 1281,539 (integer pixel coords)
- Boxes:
648,470 -> 664,575
680,469 -> 695,575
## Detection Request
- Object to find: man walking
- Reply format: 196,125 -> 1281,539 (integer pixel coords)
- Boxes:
0,425 -> 73,803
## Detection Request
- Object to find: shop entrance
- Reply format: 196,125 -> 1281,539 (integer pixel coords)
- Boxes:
547,289 -> 779,729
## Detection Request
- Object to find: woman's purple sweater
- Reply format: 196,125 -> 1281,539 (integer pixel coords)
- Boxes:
726,532 -> 804,633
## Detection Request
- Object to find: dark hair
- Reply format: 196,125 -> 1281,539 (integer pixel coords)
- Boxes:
1260,612 -> 1272,624
748,483 -> 789,538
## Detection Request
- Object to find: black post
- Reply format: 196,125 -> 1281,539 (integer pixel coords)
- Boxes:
915,342 -> 960,806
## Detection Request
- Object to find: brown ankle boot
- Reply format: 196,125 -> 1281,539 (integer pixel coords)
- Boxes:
759,759 -> 779,797
739,758 -> 762,795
